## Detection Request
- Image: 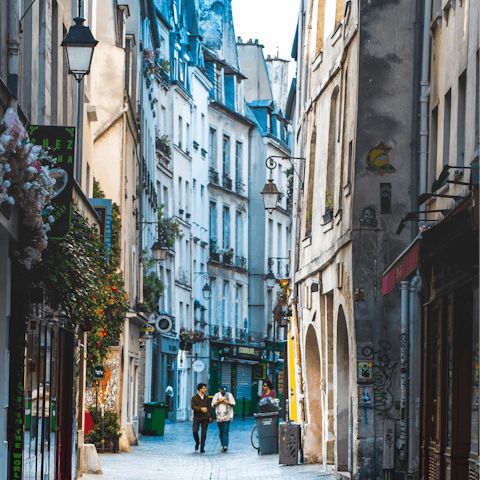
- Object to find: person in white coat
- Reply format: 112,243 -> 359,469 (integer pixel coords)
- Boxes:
212,385 -> 236,452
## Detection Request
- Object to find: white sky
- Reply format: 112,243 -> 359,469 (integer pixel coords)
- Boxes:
232,0 -> 300,70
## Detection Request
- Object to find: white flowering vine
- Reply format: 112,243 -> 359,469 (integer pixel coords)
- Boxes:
0,108 -> 57,268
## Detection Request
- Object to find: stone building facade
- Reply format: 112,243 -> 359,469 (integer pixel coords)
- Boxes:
290,0 -> 420,478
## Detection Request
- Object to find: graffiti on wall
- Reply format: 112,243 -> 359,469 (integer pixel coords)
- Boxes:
362,341 -> 397,415
365,142 -> 396,176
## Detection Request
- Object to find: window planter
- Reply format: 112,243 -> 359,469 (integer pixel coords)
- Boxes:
322,209 -> 333,225
185,213 -> 191,219
179,209 -> 184,215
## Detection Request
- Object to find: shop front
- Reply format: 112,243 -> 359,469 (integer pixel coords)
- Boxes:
209,343 -> 264,416
382,193 -> 479,480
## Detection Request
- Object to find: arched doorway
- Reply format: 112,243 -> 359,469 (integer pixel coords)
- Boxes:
336,305 -> 350,471
304,322 -> 323,463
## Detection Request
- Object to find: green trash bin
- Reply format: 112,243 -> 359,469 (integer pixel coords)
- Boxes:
144,402 -> 168,436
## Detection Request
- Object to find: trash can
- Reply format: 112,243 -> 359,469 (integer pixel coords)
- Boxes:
144,402 -> 168,436
254,411 -> 279,455
279,422 -> 301,465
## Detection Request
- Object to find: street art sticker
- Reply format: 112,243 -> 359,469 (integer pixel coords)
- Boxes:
358,386 -> 373,406
366,142 -> 396,176
362,341 -> 397,415
357,361 -> 373,381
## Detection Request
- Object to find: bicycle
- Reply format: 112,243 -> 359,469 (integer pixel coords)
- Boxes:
251,425 -> 260,452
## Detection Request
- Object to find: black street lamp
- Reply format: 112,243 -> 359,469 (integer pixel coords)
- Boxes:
202,282 -> 212,301
265,271 -> 276,290
61,16 -> 98,82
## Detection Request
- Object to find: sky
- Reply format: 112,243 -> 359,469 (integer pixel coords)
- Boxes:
232,0 -> 300,71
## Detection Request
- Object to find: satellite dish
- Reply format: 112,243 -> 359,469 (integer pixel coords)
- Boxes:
155,315 -> 173,334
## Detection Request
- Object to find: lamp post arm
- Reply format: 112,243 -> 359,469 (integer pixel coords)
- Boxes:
265,156 -> 306,189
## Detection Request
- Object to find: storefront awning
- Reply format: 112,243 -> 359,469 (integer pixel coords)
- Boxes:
382,239 -> 420,296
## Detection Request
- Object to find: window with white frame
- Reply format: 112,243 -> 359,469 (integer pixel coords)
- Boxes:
223,205 -> 230,251
209,201 -> 217,242
209,128 -> 217,169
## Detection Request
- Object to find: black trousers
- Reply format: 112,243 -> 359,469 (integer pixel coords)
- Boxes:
193,419 -> 209,448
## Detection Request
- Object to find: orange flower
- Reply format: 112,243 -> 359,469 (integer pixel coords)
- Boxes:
112,286 -> 118,292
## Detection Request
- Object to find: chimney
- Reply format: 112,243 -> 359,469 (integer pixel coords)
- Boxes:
248,38 -> 253,43
237,36 -> 242,43
254,39 -> 258,44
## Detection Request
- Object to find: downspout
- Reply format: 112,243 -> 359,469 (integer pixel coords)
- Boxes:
7,0 -> 20,97
418,0 -> 432,200
408,273 -> 422,479
398,281 -> 409,462
410,0 -> 424,240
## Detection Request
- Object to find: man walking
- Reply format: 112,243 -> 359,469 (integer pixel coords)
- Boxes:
191,383 -> 213,453
212,385 -> 235,452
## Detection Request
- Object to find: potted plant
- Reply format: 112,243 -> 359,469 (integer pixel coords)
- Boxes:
323,190 -> 334,224
224,247 -> 234,264
86,407 -> 121,453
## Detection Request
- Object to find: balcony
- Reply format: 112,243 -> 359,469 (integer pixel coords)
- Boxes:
222,174 -> 232,191
235,255 -> 247,270
235,180 -> 245,195
223,326 -> 233,340
209,168 -> 219,185
210,325 -> 219,338
236,328 -> 246,342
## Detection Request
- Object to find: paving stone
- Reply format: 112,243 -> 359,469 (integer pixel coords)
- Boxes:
79,418 -> 335,480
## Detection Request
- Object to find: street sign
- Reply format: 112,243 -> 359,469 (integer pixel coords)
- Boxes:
94,365 -> 104,380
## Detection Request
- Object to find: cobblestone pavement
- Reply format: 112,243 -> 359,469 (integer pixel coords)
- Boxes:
82,418 -> 336,480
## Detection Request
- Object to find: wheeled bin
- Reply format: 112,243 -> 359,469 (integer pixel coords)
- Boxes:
144,402 -> 168,436
253,411 -> 279,455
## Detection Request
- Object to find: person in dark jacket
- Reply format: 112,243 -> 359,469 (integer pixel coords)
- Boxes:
191,383 -> 212,453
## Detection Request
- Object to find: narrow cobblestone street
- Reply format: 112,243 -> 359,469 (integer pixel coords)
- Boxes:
81,419 -> 335,480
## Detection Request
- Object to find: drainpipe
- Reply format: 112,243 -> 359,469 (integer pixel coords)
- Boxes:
408,273 -> 422,479
418,0 -> 432,199
398,281 -> 409,462
410,0 -> 424,240
7,0 -> 20,97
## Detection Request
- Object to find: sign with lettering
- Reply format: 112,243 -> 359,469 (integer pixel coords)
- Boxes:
9,381 -> 24,479
29,125 -> 75,239
382,241 -> 420,295
94,365 -> 105,380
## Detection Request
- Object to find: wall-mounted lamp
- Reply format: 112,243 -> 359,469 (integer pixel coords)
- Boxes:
194,272 -> 212,300
260,156 -> 305,214
265,271 -> 276,290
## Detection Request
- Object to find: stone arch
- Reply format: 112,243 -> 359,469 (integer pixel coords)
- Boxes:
336,304 -> 350,471
304,323 -> 323,463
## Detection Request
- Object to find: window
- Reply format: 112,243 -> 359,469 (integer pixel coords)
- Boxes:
457,71 -> 466,166
209,277 -> 216,325
223,135 -> 230,177
277,223 -> 283,258
235,211 -> 243,257
222,281 -> 230,330
201,114 -> 206,149
178,116 -> 183,149
125,35 -> 135,99
223,205 -> 230,250
178,177 -> 183,211
236,284 -> 243,330
210,201 -> 217,241
209,128 -> 217,169
186,123 -> 191,154
326,88 -> 339,213
163,186 -> 169,216
443,89 -> 451,166
185,181 -> 189,213
305,126 -> 317,232
268,219 -> 273,257
235,141 -> 243,182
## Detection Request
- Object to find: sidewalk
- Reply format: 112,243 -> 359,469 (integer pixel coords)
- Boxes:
79,418 -> 336,480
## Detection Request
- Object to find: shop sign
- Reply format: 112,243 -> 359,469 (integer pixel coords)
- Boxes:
94,365 -> 105,380
89,198 -> 112,251
236,346 -> 261,360
29,125 -> 75,239
193,359 -> 205,373
382,242 -> 420,295
161,336 -> 179,354
10,380 -> 24,479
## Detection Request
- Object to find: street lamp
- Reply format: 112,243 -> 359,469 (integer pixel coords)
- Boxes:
260,156 -> 306,214
61,16 -> 98,82
202,282 -> 212,301
151,238 -> 169,262
265,271 -> 276,290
